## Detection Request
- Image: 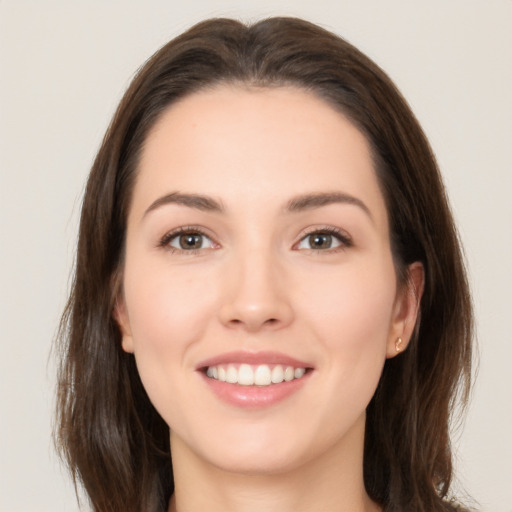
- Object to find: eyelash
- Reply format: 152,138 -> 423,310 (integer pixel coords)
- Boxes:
158,226 -> 216,255
158,226 -> 353,254
296,226 -> 353,253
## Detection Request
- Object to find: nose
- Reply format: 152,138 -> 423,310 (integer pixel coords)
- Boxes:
218,250 -> 294,333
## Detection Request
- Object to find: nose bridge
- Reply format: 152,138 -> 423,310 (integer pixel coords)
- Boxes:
219,237 -> 293,331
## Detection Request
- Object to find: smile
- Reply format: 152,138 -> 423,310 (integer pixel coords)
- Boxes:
197,351 -> 313,408
206,364 -> 307,386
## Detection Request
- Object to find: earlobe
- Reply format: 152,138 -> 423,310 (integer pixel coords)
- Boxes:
386,262 -> 425,358
113,296 -> 135,354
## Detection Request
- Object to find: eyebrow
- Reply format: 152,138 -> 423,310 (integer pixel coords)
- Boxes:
143,192 -> 224,218
143,190 -> 372,221
285,192 -> 372,220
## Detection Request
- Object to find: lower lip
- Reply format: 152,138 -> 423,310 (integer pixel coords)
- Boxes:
199,372 -> 311,409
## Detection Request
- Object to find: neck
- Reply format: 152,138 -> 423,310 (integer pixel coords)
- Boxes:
167,415 -> 381,512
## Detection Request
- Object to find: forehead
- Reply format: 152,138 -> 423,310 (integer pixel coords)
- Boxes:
132,85 -> 387,227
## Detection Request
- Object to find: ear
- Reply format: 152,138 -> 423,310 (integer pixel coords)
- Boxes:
386,262 -> 425,358
113,294 -> 135,354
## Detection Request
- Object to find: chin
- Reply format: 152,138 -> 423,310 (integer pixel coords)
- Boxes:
172,421 -> 318,476
207,444 -> 312,476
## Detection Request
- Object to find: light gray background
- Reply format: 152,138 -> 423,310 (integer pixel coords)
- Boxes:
1,1 -> 511,511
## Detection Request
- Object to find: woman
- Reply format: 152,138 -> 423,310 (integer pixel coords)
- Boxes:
55,17 -> 473,512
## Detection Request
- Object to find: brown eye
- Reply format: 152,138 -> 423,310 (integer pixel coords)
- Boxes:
296,229 -> 351,251
179,233 -> 202,249
308,233 -> 333,249
168,232 -> 214,251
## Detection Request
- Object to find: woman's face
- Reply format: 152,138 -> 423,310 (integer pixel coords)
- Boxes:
116,86 -> 420,475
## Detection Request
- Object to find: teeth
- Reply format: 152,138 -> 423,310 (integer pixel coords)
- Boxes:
271,365 -> 284,383
294,367 -> 305,378
238,364 -> 254,386
284,366 -> 294,381
226,365 -> 238,384
206,366 -> 218,379
205,364 -> 307,386
254,364 -> 272,386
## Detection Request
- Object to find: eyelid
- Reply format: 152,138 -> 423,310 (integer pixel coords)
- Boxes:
158,225 -> 220,253
293,226 -> 353,251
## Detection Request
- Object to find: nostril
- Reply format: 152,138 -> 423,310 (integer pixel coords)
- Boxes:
227,317 -> 280,330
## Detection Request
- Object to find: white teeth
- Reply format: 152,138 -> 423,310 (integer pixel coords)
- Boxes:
206,366 -> 218,379
271,365 -> 284,383
205,363 -> 307,386
226,365 -> 238,384
294,367 -> 305,379
254,364 -> 272,386
238,364 -> 254,386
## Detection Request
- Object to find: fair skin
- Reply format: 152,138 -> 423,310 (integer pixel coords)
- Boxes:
115,86 -> 423,512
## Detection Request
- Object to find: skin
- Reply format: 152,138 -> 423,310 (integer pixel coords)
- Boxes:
115,86 -> 424,512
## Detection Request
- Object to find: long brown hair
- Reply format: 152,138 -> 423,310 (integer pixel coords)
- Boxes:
55,17 -> 473,512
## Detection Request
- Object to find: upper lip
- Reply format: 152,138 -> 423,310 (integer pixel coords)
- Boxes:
196,351 -> 313,370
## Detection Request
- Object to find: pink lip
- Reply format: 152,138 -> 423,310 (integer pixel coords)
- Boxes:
196,351 -> 314,409
196,350 -> 312,370
199,371 -> 312,409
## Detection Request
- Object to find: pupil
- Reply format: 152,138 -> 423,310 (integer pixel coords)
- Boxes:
311,233 -> 331,249
180,233 -> 201,249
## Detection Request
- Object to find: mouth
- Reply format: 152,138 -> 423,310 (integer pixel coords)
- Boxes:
196,351 -> 314,408
203,363 -> 309,386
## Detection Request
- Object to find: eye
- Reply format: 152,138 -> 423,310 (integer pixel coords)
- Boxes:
160,228 -> 216,252
296,229 -> 352,251
171,233 -> 212,250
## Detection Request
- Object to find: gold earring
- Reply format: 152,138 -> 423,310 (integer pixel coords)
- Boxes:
395,337 -> 403,353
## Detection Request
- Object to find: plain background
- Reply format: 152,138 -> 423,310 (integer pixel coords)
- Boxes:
1,1 -> 511,511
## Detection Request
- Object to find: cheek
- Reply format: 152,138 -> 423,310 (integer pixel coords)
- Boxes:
301,265 -> 396,430
306,261 -> 397,344
121,260 -> 220,425
123,258 -> 216,353
305,260 -> 396,393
